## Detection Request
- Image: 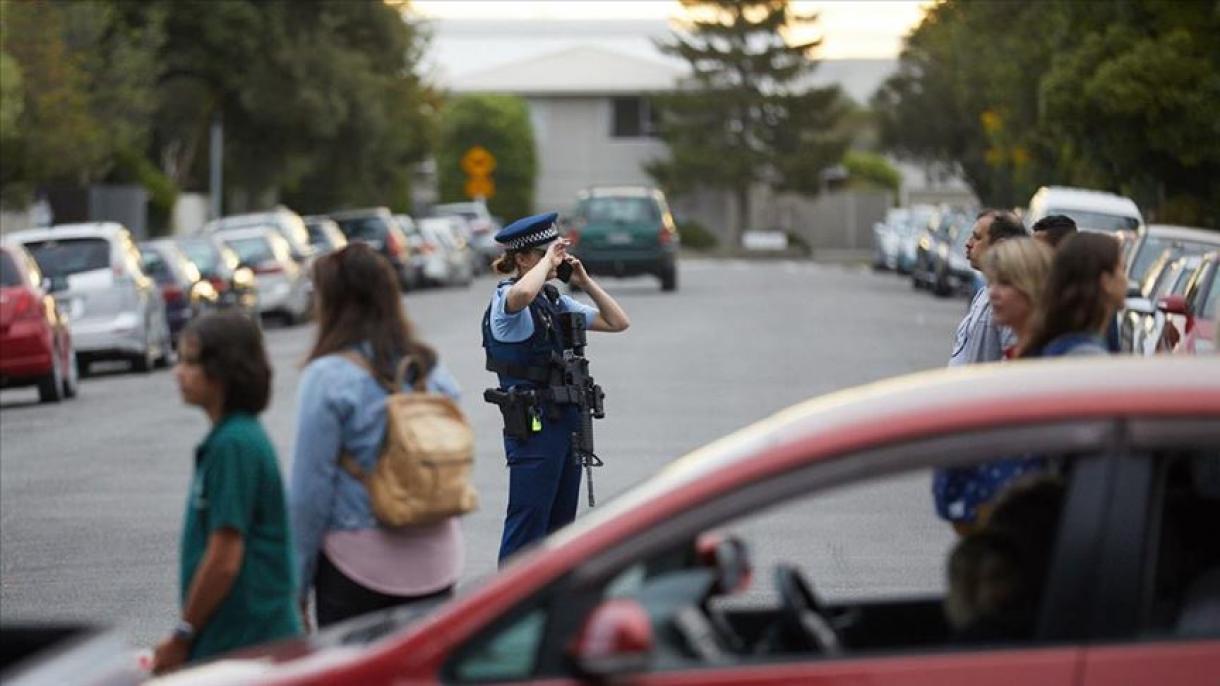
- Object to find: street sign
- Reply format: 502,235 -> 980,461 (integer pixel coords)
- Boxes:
460,146 -> 496,176
465,176 -> 495,199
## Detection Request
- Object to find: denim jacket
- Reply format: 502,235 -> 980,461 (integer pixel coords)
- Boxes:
288,346 -> 461,592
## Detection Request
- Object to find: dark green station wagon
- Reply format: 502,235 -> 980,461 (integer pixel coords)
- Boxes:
564,186 -> 679,292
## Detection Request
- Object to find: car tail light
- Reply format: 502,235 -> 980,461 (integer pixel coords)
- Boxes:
10,289 -> 41,321
658,226 -> 674,246
385,230 -> 405,259
162,285 -> 185,304
254,261 -> 283,275
207,276 -> 229,293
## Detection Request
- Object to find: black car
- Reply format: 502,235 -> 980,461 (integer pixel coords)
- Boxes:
178,236 -> 259,321
139,239 -> 219,346
328,207 -> 418,291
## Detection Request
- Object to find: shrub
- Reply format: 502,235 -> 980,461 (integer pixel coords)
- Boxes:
677,219 -> 718,250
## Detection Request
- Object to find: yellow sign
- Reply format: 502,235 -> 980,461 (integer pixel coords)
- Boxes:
460,146 -> 496,176
465,176 -> 495,199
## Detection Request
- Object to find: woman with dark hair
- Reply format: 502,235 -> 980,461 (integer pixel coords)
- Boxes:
1020,232 -> 1128,357
290,243 -> 463,628
153,313 -> 300,674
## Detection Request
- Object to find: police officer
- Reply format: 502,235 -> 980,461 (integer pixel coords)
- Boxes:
482,212 -> 630,564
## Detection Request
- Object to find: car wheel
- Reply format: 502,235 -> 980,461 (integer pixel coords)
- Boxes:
132,333 -> 154,373
63,347 -> 79,399
660,265 -> 678,292
38,350 -> 65,403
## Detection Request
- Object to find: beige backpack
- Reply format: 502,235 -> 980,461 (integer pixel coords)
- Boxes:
338,352 -> 478,527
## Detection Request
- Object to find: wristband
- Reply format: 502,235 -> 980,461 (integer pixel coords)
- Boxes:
172,619 -> 196,642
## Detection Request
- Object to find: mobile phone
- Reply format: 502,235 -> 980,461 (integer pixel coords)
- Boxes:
557,260 -> 573,283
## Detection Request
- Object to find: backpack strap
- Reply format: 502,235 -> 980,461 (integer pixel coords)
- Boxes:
339,452 -> 368,481
395,355 -> 427,393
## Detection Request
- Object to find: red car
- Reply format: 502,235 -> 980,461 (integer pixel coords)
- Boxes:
1160,251 -> 1218,355
0,244 -> 78,402
160,360 -> 1220,683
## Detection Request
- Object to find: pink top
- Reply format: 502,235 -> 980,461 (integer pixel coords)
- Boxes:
323,519 -> 463,597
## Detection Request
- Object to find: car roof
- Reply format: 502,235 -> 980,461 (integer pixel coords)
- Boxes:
5,222 -> 130,243
212,226 -> 278,241
580,186 -> 660,199
1032,186 -> 1142,218
328,207 -> 392,220
1145,224 -> 1220,245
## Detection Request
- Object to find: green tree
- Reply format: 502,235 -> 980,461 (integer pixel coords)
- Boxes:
435,94 -> 537,222
842,150 -> 900,195
648,0 -> 851,246
0,52 -> 23,142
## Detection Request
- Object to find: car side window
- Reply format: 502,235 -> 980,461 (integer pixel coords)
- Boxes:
1143,450 -> 1220,638
449,604 -> 549,682
572,455 -> 1086,673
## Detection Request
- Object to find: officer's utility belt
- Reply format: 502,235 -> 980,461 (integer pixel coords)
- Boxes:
484,384 -> 585,439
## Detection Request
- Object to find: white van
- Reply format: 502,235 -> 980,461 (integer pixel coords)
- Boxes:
1025,186 -> 1144,234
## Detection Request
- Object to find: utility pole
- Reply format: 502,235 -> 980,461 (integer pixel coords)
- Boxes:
209,112 -> 224,220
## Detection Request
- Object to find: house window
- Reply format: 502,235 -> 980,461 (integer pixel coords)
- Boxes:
611,97 -> 659,139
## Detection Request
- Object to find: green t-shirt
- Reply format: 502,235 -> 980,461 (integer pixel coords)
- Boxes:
180,413 -> 302,662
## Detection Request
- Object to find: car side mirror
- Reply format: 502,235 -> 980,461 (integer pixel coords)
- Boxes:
1158,294 -> 1188,315
567,599 -> 653,679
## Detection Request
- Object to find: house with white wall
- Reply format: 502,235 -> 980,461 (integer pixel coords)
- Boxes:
450,45 -> 681,215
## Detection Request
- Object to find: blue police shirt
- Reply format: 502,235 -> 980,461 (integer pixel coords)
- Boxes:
488,283 -> 599,343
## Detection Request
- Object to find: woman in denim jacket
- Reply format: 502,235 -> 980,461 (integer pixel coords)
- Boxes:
290,243 -> 463,628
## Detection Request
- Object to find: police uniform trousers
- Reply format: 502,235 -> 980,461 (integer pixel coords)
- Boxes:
498,404 -> 582,564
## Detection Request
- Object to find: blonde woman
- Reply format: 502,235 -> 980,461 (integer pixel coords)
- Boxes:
982,238 -> 1054,358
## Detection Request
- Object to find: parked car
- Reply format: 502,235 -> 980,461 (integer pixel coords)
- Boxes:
910,207 -> 958,291
1129,253 -> 1203,356
418,216 -> 475,287
6,223 -> 171,375
138,239 -> 218,347
929,210 -> 976,297
216,228 -> 312,324
1167,251 -> 1218,355
302,215 -> 348,256
178,236 -> 259,321
393,214 -> 430,289
566,186 -> 680,292
871,208 -> 908,271
203,206 -> 316,268
896,204 -> 937,274
1,624 -> 143,685
329,207 -> 418,291
0,244 -> 78,402
1125,224 -> 1220,293
431,200 -> 500,270
1025,186 -> 1144,235
160,358 -> 1220,685
1156,252 -> 1217,356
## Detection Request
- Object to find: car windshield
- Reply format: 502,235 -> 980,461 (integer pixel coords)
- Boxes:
140,250 -> 175,284
225,237 -> 274,265
1054,209 -> 1140,233
0,251 -> 24,287
22,238 -> 110,278
1202,269 -> 1220,320
1131,236 -> 1217,284
584,197 -> 659,224
180,240 -> 223,275
335,216 -> 388,241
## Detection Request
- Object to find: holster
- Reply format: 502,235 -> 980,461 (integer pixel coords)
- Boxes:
483,387 -> 537,439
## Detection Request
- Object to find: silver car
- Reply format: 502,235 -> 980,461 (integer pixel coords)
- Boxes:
203,207 -> 316,268
6,222 -> 172,374
418,216 -> 474,287
216,227 -> 312,324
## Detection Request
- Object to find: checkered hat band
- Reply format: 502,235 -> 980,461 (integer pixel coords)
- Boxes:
505,224 -> 558,250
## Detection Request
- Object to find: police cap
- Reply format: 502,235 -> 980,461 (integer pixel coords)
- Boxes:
494,212 -> 559,251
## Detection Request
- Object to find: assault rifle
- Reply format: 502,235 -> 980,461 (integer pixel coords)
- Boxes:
553,311 -> 605,506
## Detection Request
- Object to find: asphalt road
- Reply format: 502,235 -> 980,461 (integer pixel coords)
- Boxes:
1,259 -> 967,649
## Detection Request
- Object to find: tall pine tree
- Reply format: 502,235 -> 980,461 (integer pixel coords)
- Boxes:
650,0 -> 850,246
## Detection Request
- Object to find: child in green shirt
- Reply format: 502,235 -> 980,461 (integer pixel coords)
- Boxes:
153,313 -> 301,674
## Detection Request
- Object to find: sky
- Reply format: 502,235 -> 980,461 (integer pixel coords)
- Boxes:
410,1 -> 931,62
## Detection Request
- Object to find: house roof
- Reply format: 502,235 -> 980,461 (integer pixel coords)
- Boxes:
448,45 -> 685,96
